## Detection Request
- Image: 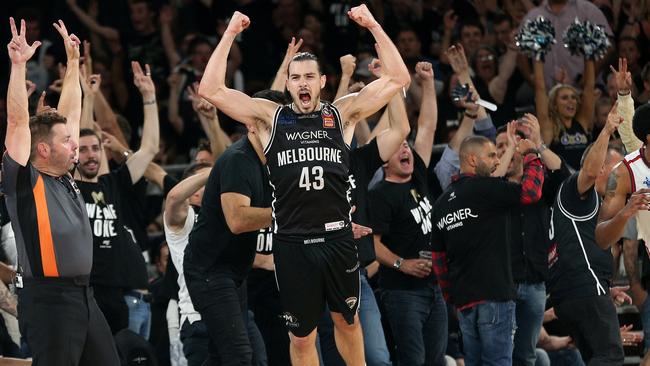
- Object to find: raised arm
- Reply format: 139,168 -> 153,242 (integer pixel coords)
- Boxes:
5,18 -> 41,165
334,54 -> 356,101
521,113 -> 562,171
446,44 -> 487,120
66,0 -> 120,41
493,122 -> 518,178
577,103 -> 621,195
576,60 -> 596,133
334,5 -> 410,127
413,62 -> 437,167
596,164 -> 650,249
159,5 -> 181,70
488,47 -> 518,104
165,169 -> 210,231
611,58 -> 643,152
533,59 -> 553,145
126,62 -> 159,183
53,20 -> 82,146
198,12 -> 277,129
188,83 -> 230,160
79,63 -> 101,130
270,37 -> 303,92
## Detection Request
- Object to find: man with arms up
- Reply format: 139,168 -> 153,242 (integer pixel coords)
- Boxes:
3,18 -> 119,364
198,6 -> 410,365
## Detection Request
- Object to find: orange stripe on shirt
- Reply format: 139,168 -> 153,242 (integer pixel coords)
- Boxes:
33,175 -> 59,277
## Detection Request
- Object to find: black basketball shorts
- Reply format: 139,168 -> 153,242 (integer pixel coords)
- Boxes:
273,232 -> 360,337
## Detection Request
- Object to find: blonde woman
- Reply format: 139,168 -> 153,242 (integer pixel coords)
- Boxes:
533,57 -> 596,170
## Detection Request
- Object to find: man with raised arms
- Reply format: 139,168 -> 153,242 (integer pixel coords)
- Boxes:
198,6 -> 409,366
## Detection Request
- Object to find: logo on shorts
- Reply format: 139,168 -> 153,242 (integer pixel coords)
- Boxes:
345,297 -> 358,310
322,105 -> 335,128
325,221 -> 345,231
280,312 -> 300,328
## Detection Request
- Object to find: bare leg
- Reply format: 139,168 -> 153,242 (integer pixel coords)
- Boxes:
331,312 -> 365,366
289,328 -> 319,366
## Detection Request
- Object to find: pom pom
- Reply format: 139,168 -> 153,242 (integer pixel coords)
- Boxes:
516,16 -> 556,61
562,18 -> 611,60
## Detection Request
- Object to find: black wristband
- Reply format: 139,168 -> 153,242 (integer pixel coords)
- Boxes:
618,90 -> 631,96
464,111 -> 478,119
143,100 -> 157,105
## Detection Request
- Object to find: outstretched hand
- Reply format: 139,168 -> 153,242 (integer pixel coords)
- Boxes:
131,61 -> 156,99
609,58 -> 633,94
53,19 -> 80,61
7,17 -> 41,65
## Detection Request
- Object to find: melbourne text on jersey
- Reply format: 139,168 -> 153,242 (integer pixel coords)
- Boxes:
277,146 -> 343,167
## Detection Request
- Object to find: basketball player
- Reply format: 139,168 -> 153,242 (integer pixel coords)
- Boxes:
197,6 -> 410,366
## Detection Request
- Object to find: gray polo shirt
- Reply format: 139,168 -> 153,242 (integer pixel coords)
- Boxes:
2,153 -> 92,278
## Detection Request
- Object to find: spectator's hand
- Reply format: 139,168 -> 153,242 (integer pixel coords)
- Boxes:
516,138 -> 537,154
53,20 -> 80,61
284,37 -> 303,63
79,62 -> 101,95
348,4 -> 380,29
188,82 -> 217,120
25,80 -> 36,98
443,10 -> 457,33
507,29 -> 518,50
36,91 -> 55,115
456,85 -> 479,112
399,259 -> 432,278
620,324 -> 643,346
82,40 -> 92,74
446,44 -> 469,75
87,0 -> 99,19
340,54 -> 357,77
348,81 -> 365,93
610,58 -> 633,94
604,102 -> 622,135
131,61 -> 156,99
611,285 -> 632,306
414,61 -> 434,84
351,222 -> 372,239
225,11 -> 250,35
159,5 -> 174,26
520,113 -> 541,145
48,79 -> 63,94
368,58 -> 382,78
505,121 -> 518,148
7,17 -> 41,65
101,131 -> 129,155
621,188 -> 650,220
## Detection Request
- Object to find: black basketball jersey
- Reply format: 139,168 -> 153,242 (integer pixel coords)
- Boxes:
264,102 -> 352,237
547,172 -> 612,303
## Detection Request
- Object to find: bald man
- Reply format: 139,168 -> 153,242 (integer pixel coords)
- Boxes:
431,134 -> 544,365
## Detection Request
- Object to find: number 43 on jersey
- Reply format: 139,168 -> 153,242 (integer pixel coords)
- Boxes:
299,166 -> 324,191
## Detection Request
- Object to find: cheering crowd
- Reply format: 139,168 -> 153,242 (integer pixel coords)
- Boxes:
2,0 -> 650,365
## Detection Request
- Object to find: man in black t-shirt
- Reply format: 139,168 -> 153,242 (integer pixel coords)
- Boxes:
184,133 -> 271,366
75,62 -> 159,336
368,62 -> 444,366
431,135 -> 544,365
546,106 -> 626,365
199,7 -> 409,366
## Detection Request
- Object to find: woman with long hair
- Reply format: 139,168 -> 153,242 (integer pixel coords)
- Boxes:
533,57 -> 596,170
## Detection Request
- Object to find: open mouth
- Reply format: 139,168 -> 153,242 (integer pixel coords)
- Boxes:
399,154 -> 411,168
84,161 -> 98,170
299,91 -> 311,106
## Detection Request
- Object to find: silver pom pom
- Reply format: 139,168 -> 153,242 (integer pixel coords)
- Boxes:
516,16 -> 556,61
562,18 -> 611,60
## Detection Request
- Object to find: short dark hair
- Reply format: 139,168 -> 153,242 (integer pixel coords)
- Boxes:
188,35 -> 212,55
196,139 -> 211,154
493,14 -> 513,27
79,128 -> 101,142
181,162 -> 212,180
288,52 -> 323,75
460,20 -> 485,36
252,89 -> 289,104
495,125 -> 526,140
633,103 -> 650,144
29,112 -> 67,160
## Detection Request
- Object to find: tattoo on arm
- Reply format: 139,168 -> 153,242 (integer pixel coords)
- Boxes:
606,170 -> 619,197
